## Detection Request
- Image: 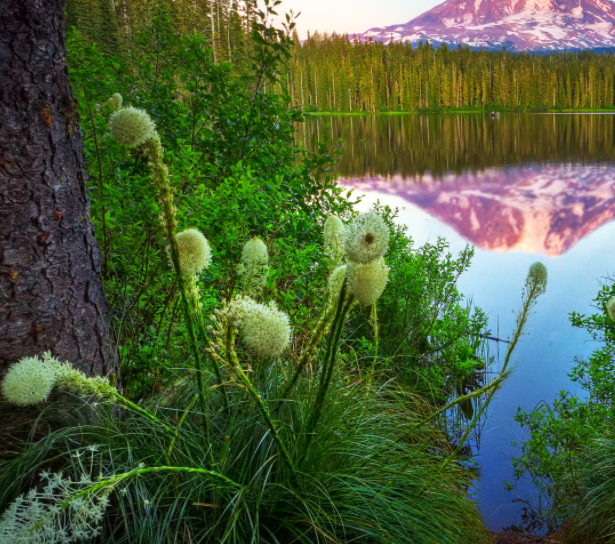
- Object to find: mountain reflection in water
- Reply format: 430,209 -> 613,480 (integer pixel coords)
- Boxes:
299,114 -> 615,531
344,164 -> 615,256
298,113 -> 615,256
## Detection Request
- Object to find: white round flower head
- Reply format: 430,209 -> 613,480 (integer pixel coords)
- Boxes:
324,215 -> 346,262
347,260 -> 389,306
107,92 -> 123,111
231,297 -> 291,357
607,296 -> 615,322
176,228 -> 212,276
1,354 -> 61,406
109,106 -> 156,148
344,211 -> 390,264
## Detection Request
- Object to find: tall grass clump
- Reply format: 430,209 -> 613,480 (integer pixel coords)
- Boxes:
0,96 -> 491,543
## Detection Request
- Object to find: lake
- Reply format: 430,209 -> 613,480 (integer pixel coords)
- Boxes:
298,113 -> 615,531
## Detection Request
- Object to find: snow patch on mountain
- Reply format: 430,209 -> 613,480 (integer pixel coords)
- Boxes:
359,0 -> 615,51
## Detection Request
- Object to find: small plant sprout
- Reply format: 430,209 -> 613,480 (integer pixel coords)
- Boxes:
1,354 -> 60,406
324,215 -> 346,268
176,228 -> 212,276
238,237 -> 269,297
107,92 -> 123,111
231,296 -> 291,357
108,106 -> 156,148
345,210 -> 390,264
607,296 -> 615,322
347,260 -> 390,307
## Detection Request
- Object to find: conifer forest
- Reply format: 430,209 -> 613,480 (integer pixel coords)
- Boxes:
289,34 -> 615,112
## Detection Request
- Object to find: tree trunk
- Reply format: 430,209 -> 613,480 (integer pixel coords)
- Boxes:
0,0 -> 116,377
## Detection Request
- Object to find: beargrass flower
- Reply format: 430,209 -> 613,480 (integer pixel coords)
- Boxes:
347,259 -> 389,306
1,353 -> 116,407
1,354 -> 60,406
238,237 -> 269,296
345,211 -> 390,264
107,92 -> 123,111
607,296 -> 615,322
241,237 -> 268,265
176,228 -> 212,276
324,215 -> 346,265
55,364 -> 116,400
109,106 -> 156,148
231,296 -> 291,357
527,262 -> 548,296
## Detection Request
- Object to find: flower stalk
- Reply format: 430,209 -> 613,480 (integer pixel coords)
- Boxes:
212,316 -> 296,476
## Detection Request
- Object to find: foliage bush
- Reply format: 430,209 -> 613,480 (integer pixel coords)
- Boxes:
349,205 -> 490,413
68,13 -> 354,398
509,279 -> 615,537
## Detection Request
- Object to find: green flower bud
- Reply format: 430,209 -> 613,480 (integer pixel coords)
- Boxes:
107,93 -> 123,111
176,228 -> 212,276
324,215 -> 346,266
607,296 -> 615,322
238,237 -> 269,296
327,264 -> 347,300
527,262 -> 548,296
347,259 -> 389,306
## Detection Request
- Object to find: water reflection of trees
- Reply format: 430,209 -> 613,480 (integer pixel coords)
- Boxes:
296,114 -> 615,178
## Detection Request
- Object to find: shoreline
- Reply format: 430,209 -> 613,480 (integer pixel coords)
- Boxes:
303,109 -> 615,116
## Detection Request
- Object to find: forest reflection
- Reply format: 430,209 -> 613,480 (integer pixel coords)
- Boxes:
297,113 -> 615,178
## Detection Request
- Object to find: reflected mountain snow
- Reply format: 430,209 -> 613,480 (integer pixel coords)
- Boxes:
345,165 -> 615,256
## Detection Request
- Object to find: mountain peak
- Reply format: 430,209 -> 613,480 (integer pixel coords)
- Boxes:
361,0 -> 615,51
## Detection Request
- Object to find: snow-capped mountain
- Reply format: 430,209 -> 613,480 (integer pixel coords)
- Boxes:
361,0 -> 615,51
345,165 -> 615,256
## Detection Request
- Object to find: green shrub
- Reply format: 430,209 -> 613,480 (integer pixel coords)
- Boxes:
0,377 -> 489,543
67,14 -> 353,398
349,204 -> 490,410
509,279 -> 615,534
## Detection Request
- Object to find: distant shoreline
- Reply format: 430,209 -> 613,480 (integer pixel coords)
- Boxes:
303,109 -> 615,116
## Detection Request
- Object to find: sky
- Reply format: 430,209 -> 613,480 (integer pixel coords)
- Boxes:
276,0 -> 443,39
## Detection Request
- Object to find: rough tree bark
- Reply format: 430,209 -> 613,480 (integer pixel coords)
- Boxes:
0,0 -> 116,377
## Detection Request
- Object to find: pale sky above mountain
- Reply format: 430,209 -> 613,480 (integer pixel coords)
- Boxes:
277,0 -> 442,39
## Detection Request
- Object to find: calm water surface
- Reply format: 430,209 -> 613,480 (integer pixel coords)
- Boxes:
299,114 -> 615,531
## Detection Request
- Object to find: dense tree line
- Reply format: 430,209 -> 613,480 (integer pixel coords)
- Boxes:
286,33 -> 615,112
65,0 -> 255,63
